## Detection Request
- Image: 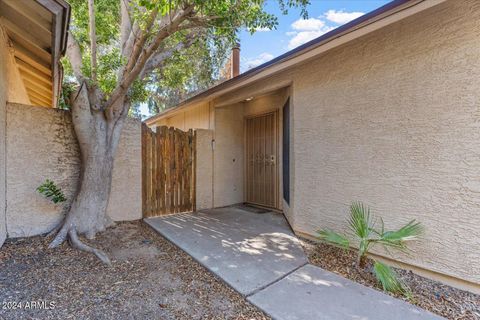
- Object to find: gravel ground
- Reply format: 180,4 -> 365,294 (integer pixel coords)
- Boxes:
301,239 -> 480,320
0,221 -> 270,320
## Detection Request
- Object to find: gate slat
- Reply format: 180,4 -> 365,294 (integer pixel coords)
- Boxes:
159,126 -> 166,215
182,132 -> 188,212
142,125 -> 196,217
169,127 -> 175,214
191,130 -> 196,212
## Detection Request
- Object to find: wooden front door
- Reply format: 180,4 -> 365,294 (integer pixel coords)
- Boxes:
245,111 -> 278,208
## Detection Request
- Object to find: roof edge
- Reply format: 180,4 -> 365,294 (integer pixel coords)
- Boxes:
145,0 -> 439,125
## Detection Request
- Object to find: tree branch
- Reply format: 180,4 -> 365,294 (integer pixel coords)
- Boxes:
70,82 -> 93,150
122,23 -> 139,59
122,8 -> 159,78
140,31 -> 199,79
105,5 -> 195,116
118,0 -> 137,80
66,32 -> 85,83
88,0 -> 98,83
120,0 -> 132,53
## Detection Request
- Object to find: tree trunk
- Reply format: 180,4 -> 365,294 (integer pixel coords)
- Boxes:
67,142 -> 115,238
49,83 -> 127,264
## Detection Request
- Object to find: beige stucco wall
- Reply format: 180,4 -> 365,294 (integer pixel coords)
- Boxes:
0,30 -> 7,247
0,28 -> 33,246
105,117 -> 142,221
6,103 -> 142,237
289,0 -> 480,286
195,129 -> 214,210
213,103 -> 244,207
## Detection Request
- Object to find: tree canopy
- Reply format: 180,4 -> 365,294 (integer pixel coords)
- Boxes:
62,0 -> 309,116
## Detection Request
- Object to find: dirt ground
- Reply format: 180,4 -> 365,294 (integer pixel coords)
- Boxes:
0,221 -> 269,320
301,240 -> 480,320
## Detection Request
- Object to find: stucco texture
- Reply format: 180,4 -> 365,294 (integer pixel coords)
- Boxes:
6,103 -> 141,237
214,103 -> 244,207
290,0 -> 480,285
0,27 -> 33,246
195,129 -> 214,210
0,30 -> 7,247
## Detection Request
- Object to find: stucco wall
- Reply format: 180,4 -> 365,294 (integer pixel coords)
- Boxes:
290,0 -> 480,285
0,30 -> 7,247
198,0 -> 479,287
195,129 -> 214,210
105,117 -> 142,221
0,28 -> 33,246
213,103 -> 244,207
6,103 -> 141,237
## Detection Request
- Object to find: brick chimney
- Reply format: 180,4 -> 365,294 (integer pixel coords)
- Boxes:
231,44 -> 240,78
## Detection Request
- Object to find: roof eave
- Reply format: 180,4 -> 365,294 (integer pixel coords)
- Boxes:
36,0 -> 70,108
145,0 -> 445,125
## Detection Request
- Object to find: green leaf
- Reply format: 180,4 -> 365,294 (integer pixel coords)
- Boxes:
373,261 -> 408,295
37,179 -> 67,204
317,229 -> 349,249
348,202 -> 375,239
376,220 -> 424,251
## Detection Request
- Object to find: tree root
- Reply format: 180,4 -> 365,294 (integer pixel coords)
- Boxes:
49,224 -> 70,249
68,229 -> 111,265
48,225 -> 111,265
46,222 -> 63,238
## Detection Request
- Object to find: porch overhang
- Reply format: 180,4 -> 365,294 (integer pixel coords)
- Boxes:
0,0 -> 70,108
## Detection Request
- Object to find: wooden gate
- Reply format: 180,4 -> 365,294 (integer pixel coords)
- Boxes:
142,124 -> 196,217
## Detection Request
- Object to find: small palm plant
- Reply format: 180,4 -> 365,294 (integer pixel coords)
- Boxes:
318,202 -> 423,297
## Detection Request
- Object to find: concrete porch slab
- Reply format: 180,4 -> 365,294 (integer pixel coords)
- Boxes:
145,207 -> 308,296
248,264 -> 443,320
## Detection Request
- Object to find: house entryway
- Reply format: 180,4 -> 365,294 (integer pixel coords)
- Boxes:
245,111 -> 279,209
145,206 -> 443,320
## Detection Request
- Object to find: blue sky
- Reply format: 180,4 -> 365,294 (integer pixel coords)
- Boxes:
239,0 -> 390,72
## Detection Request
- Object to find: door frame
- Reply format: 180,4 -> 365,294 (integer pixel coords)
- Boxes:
244,109 -> 280,210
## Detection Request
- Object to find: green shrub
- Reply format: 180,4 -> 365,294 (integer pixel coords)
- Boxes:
37,179 -> 67,204
318,202 -> 423,297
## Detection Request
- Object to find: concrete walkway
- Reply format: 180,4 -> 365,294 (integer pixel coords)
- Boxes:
146,207 -> 443,320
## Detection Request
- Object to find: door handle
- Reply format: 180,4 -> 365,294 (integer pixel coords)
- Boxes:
269,155 -> 275,165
